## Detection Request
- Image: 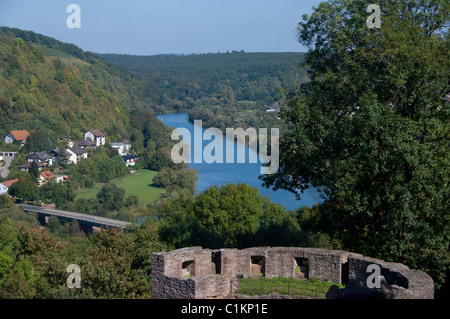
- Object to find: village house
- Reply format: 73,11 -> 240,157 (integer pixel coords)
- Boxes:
265,102 -> 281,113
68,147 -> 88,163
0,179 -> 19,195
73,139 -> 96,148
38,170 -> 56,187
4,130 -> 30,145
84,130 -> 106,147
111,142 -> 131,156
27,151 -> 53,166
55,175 -> 69,183
64,149 -> 78,165
51,148 -> 76,165
122,154 -> 139,167
0,152 -> 17,158
51,147 -> 87,166
19,162 -> 47,172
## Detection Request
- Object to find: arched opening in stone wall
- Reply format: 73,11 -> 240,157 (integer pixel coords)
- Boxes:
182,260 -> 195,278
341,261 -> 349,285
294,257 -> 309,279
250,256 -> 265,277
212,251 -> 221,274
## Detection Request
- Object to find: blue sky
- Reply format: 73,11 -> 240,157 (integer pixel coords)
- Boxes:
0,0 -> 322,55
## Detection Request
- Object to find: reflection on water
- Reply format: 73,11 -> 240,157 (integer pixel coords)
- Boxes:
157,113 -> 323,211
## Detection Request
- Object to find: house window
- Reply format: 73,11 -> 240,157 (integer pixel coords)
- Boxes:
182,260 -> 195,278
250,256 -> 265,277
294,257 -> 309,279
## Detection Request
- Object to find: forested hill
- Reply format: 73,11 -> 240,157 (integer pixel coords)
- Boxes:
0,27 -> 146,142
101,52 -> 309,130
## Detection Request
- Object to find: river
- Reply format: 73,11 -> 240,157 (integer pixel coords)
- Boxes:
157,112 -> 323,211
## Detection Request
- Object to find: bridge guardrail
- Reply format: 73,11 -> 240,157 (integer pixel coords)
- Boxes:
18,204 -> 132,228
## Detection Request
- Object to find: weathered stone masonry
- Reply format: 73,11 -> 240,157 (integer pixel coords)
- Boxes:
151,246 -> 434,299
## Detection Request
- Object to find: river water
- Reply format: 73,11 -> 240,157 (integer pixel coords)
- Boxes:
157,113 -> 323,211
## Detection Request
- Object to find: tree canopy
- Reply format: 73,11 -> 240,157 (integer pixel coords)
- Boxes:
101,52 -> 308,131
158,183 -> 311,249
261,0 -> 449,287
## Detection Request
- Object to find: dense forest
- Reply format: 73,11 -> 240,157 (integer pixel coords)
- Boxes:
101,52 -> 308,130
0,27 -> 140,142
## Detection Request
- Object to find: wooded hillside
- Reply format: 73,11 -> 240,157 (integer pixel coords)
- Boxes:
101,51 -> 308,130
0,27 -> 143,142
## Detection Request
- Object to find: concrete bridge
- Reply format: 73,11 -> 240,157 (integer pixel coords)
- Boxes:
18,204 -> 133,232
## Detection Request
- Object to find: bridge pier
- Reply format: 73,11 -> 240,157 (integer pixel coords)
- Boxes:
37,214 -> 49,226
79,223 -> 94,234
78,224 -> 103,234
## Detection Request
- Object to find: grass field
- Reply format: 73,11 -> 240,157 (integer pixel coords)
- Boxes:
75,169 -> 164,206
235,277 -> 344,299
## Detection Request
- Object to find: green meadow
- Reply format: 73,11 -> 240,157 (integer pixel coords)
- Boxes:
75,169 -> 164,206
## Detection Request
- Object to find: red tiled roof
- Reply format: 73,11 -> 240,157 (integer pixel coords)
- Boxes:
40,171 -> 56,179
1,179 -> 19,188
9,130 -> 30,141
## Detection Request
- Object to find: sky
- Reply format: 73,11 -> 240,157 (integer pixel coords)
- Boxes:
0,0 -> 323,55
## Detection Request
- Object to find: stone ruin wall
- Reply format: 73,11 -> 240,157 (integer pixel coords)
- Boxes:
151,246 -> 434,299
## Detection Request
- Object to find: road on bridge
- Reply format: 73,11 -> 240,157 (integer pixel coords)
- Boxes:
17,204 -> 133,229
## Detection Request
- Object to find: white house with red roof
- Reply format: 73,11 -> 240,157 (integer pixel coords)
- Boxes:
0,179 -> 19,195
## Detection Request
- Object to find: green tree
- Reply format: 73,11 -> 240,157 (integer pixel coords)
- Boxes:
153,167 -> 198,196
146,149 -> 173,171
125,195 -> 139,208
46,216 -> 62,234
69,220 -> 84,238
130,220 -> 169,276
159,183 -> 300,249
44,137 -> 53,152
96,182 -> 125,211
40,181 -> 74,207
28,161 -> 40,184
79,228 -> 151,298
23,132 -> 45,154
0,268 -> 35,299
8,179 -> 40,201
54,147 -> 69,167
261,0 -> 449,287
0,215 -> 19,283
0,195 -> 14,208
